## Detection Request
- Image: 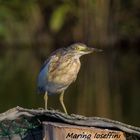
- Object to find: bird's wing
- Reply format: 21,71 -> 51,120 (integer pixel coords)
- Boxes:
49,48 -> 67,73
40,48 -> 66,73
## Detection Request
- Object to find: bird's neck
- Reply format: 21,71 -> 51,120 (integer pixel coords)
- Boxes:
73,54 -> 82,59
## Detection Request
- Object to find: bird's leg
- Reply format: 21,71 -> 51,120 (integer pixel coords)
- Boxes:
59,91 -> 68,114
44,91 -> 48,110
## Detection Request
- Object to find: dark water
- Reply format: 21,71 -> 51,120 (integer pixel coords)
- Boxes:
0,46 -> 140,127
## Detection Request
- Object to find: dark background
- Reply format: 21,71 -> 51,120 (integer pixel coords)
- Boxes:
0,0 -> 140,126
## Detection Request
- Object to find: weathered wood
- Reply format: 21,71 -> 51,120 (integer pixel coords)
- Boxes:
44,122 -> 126,140
0,106 -> 140,140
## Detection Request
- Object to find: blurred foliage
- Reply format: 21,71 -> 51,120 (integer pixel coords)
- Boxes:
49,3 -> 72,32
0,0 -> 140,126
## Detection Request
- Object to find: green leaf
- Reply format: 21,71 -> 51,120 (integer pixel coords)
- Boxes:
49,4 -> 71,32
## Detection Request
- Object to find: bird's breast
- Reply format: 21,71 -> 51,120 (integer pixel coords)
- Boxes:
48,58 -> 81,85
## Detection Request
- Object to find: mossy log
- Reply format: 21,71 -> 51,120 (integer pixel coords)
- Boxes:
0,106 -> 140,140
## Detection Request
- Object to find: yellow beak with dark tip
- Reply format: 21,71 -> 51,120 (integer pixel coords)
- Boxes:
92,48 -> 103,52
37,43 -> 103,114
80,47 -> 103,54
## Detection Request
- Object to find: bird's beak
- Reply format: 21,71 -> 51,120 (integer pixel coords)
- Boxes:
84,47 -> 103,54
92,48 -> 103,52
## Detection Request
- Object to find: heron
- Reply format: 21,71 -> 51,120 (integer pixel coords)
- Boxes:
37,43 -> 102,114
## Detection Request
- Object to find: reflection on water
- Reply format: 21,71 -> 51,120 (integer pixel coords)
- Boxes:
0,46 -> 139,126
0,0 -> 140,127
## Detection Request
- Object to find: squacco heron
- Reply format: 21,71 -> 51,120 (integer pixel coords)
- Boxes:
37,43 -> 102,114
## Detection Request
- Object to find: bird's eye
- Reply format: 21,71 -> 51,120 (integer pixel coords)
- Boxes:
75,46 -> 80,50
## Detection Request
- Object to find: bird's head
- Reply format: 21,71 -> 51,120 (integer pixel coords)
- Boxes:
67,43 -> 102,56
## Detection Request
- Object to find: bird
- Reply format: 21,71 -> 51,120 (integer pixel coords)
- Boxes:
37,43 -> 102,114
